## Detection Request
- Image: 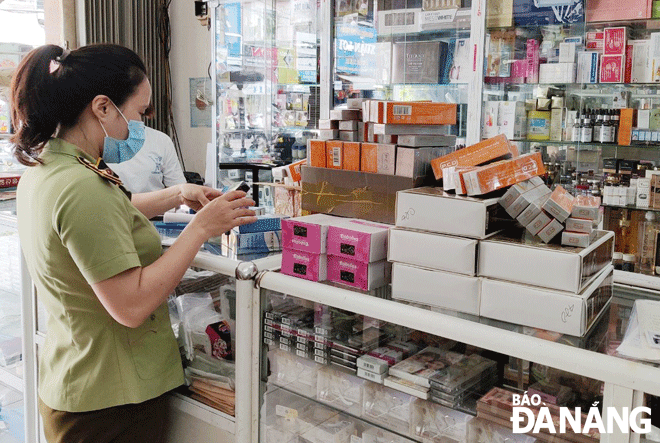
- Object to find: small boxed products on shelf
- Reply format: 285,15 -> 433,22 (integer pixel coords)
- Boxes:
388,347 -> 465,389
282,213 -> 340,254
237,214 -> 288,234
327,220 -> 389,263
466,417 -> 536,443
282,249 -> 328,282
462,152 -> 546,196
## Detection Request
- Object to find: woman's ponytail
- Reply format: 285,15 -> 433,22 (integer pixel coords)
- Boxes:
10,45 -> 65,166
10,43 -> 147,167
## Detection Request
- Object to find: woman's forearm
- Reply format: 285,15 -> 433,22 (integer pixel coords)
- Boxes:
131,185 -> 182,219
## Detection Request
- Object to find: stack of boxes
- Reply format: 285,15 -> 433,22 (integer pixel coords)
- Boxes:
391,185 -> 614,337
499,180 -> 601,247
308,100 -> 457,178
281,214 -> 391,291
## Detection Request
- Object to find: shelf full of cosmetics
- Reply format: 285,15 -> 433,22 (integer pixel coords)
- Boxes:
263,305 -> 608,443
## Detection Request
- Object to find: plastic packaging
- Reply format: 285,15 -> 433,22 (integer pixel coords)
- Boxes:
316,366 -> 366,416
363,383 -> 415,436
411,399 -> 471,443
269,349 -> 319,398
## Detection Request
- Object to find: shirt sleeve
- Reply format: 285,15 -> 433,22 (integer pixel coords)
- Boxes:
161,137 -> 186,188
53,176 -> 141,284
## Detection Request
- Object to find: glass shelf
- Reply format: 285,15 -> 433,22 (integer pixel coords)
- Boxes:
509,139 -> 660,150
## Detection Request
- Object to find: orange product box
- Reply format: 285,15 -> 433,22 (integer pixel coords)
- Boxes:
542,185 -> 575,223
618,108 -> 634,146
361,143 -> 378,173
381,101 -> 457,125
287,159 -> 307,182
430,134 -> 517,180
463,152 -> 546,196
343,142 -> 361,171
454,167 -> 478,195
308,140 -> 327,168
326,141 -> 343,169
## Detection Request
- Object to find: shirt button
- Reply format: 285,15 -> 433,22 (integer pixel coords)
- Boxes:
150,314 -> 156,321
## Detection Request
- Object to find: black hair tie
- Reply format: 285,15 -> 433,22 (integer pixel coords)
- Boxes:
56,48 -> 70,63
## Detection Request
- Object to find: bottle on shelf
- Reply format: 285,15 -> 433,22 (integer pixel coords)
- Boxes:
594,111 -> 604,143
613,252 -> 624,271
638,211 -> 660,275
580,116 -> 593,143
572,112 -> 581,143
623,254 -> 637,273
612,109 -> 620,141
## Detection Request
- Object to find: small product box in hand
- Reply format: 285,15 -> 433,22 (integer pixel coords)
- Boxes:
282,214 -> 347,254
542,185 -> 575,222
327,220 -> 390,263
430,134 -> 517,180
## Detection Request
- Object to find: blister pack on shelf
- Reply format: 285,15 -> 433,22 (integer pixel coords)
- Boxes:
363,383 -> 416,436
269,349 -> 320,398
411,398 -> 472,443
316,366 -> 366,416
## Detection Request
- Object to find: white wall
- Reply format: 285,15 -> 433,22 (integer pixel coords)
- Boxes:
169,0 -> 213,176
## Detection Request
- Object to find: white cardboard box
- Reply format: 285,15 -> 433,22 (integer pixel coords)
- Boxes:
388,228 -> 477,276
478,230 -> 614,293
392,263 -> 481,315
396,187 -> 510,239
480,266 -> 613,336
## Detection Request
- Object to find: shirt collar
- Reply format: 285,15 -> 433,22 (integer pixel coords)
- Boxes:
44,138 -> 98,164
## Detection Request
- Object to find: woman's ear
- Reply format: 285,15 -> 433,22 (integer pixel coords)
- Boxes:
90,95 -> 112,121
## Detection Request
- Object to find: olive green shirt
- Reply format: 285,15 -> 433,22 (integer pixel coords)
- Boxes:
17,138 -> 184,412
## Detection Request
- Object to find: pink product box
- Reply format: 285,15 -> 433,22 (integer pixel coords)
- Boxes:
281,214 -> 345,254
326,256 -> 389,291
526,39 -> 540,84
327,220 -> 390,263
600,55 -> 625,83
282,249 -> 327,282
604,27 -> 627,55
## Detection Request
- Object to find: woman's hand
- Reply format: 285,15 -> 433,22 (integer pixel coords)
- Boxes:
178,184 -> 223,211
190,190 -> 257,238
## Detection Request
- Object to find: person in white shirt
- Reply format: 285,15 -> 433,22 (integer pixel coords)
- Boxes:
108,126 -> 186,193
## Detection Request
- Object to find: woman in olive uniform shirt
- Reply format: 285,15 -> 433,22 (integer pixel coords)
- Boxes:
11,44 -> 257,443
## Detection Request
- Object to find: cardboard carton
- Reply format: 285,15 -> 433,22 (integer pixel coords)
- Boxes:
377,101 -> 457,125
480,266 -> 613,336
388,228 -> 478,276
377,144 -> 397,175
392,263 -> 481,315
478,230 -> 615,293
301,166 -> 425,224
395,187 -> 512,239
